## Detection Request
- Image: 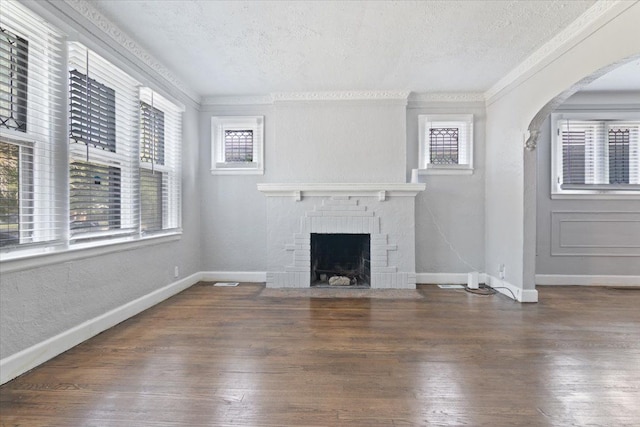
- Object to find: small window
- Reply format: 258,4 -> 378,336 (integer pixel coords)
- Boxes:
418,114 -> 473,175
551,113 -> 640,197
211,116 -> 264,175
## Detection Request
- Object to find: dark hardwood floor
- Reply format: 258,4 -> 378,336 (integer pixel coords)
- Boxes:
1,283 -> 639,426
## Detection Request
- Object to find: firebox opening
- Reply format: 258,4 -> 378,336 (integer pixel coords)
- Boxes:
311,233 -> 370,288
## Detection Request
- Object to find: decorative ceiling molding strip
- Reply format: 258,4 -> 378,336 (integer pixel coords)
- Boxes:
484,0 -> 632,104
201,95 -> 275,106
271,91 -> 410,102
62,0 -> 200,103
408,92 -> 485,103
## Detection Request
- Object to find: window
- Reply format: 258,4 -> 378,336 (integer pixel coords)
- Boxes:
1,2 -> 183,259
0,27 -> 28,132
418,114 -> 473,175
68,42 -> 140,241
211,116 -> 264,175
552,113 -> 640,197
139,88 -> 182,234
0,0 -> 64,249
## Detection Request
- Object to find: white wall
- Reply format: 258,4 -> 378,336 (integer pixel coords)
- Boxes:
199,98 -> 408,272
536,91 -> 640,277
485,2 -> 640,300
407,101 -> 486,277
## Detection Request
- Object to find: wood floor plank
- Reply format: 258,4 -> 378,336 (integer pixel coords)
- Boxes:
1,283 -> 639,426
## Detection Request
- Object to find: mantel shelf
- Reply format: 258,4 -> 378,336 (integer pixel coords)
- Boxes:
257,183 -> 426,200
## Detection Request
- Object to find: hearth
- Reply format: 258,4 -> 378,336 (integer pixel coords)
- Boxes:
311,233 -> 370,288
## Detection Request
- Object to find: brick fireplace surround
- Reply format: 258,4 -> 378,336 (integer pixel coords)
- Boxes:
258,183 -> 426,289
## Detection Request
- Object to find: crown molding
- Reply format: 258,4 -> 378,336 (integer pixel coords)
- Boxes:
485,0 -> 634,105
408,92 -> 485,104
201,95 -> 275,106
62,0 -> 200,104
202,91 -> 411,106
271,91 -> 410,102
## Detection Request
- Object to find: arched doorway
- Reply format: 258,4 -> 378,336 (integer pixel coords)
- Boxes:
523,55 -> 640,292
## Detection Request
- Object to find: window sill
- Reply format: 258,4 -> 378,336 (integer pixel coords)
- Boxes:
0,231 -> 182,274
418,166 -> 473,176
211,167 -> 264,175
551,192 -> 640,200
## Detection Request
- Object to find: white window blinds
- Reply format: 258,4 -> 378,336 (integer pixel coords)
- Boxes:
139,88 -> 182,233
68,42 -> 140,241
0,0 -> 64,249
558,119 -> 640,190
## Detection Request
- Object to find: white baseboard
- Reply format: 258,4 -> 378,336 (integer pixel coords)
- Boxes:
536,274 -> 640,286
0,272 -> 203,385
416,272 -> 487,285
486,275 -> 539,303
200,271 -> 267,283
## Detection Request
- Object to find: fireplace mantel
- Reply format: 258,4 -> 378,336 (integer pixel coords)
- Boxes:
257,183 -> 426,200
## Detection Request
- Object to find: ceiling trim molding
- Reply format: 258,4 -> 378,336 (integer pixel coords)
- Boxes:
62,0 -> 200,103
271,91 -> 410,102
408,92 -> 485,104
485,0 -> 634,105
201,95 -> 275,106
202,91 -> 411,106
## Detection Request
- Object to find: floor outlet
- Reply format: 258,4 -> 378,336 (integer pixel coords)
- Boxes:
174,266 -> 179,278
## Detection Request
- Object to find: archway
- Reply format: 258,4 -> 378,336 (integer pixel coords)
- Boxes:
523,54 -> 640,293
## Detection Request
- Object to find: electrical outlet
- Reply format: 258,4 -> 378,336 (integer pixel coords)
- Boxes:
498,264 -> 505,280
174,266 -> 179,278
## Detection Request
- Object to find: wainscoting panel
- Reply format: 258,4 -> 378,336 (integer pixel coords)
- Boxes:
551,211 -> 640,256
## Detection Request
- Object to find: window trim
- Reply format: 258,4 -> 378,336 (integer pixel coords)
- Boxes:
211,116 -> 264,175
551,112 -> 640,199
418,114 -> 474,176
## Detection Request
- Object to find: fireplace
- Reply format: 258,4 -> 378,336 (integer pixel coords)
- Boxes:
311,233 -> 370,287
258,183 -> 425,289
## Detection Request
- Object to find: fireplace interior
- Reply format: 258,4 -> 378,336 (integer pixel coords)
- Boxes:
310,233 -> 370,288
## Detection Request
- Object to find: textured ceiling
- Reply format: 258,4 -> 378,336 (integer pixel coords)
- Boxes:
93,0 -> 597,97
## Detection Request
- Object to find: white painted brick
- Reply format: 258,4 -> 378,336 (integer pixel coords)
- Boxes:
325,199 -> 358,206
307,211 -> 323,217
331,195 -> 350,200
285,244 -> 296,251
286,266 -> 309,272
373,217 -> 381,233
385,244 -> 398,251
371,234 -> 387,242
318,204 -> 363,211
372,266 -> 397,273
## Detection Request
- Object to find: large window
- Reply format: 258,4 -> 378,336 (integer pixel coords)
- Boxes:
0,1 -> 64,249
139,88 -> 182,234
68,42 -> 140,241
0,2 -> 183,259
211,116 -> 264,175
552,113 -> 640,197
418,114 -> 473,175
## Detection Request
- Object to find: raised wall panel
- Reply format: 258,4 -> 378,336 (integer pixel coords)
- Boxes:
551,211 -> 640,256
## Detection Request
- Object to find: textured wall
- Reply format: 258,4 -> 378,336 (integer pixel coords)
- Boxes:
0,103 -> 201,359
